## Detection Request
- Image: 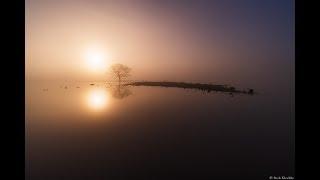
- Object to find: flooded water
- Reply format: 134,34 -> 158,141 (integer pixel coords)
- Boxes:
26,81 -> 294,180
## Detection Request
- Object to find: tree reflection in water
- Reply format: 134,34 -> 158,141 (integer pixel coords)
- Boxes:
110,84 -> 132,99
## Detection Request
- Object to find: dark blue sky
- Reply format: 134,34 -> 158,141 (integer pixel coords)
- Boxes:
138,0 -> 295,90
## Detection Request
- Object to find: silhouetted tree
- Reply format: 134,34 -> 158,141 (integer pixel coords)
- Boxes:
110,64 -> 131,85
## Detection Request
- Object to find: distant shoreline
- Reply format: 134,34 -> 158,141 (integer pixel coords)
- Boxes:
125,81 -> 254,95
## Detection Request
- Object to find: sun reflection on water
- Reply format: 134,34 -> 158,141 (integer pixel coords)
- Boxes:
86,88 -> 110,111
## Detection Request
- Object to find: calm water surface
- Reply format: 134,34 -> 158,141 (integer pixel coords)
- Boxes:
26,81 -> 294,180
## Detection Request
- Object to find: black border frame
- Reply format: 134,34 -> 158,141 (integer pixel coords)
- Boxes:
4,0 -> 306,179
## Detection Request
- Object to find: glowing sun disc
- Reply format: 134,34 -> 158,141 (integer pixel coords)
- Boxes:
84,47 -> 108,72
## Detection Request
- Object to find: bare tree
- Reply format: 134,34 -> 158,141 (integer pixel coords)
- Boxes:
110,64 -> 131,84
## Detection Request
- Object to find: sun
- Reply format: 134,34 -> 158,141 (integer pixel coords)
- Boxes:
84,46 -> 109,72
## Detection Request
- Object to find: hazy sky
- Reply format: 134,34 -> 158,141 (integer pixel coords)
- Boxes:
26,0 -> 294,91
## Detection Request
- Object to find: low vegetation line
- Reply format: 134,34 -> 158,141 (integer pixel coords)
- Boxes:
125,81 -> 254,94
